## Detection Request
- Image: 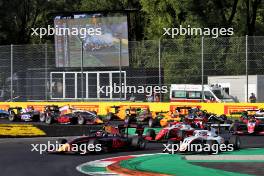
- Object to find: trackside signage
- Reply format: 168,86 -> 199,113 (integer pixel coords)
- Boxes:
224,105 -> 258,114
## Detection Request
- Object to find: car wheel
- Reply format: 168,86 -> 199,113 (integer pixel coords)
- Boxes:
176,130 -> 187,140
106,113 -> 113,121
78,115 -> 85,125
58,138 -> 67,144
166,140 -> 179,154
124,116 -> 131,125
206,140 -> 219,154
45,115 -> 52,124
88,139 -> 101,154
39,113 -> 46,122
131,136 -> 146,150
145,129 -> 156,140
8,111 -> 16,122
148,118 -> 155,127
229,135 -> 241,150
229,122 -> 239,133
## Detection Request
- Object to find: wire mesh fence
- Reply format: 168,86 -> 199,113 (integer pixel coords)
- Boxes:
0,36 -> 263,102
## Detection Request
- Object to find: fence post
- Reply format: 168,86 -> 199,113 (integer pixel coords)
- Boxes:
81,41 -> 84,102
45,43 -> 48,101
158,38 -> 162,102
246,35 -> 248,103
119,38 -> 122,101
201,37 -> 204,102
10,44 -> 13,101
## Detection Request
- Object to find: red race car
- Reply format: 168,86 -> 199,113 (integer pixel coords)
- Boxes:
47,124 -> 146,154
144,122 -> 195,142
230,109 -> 264,135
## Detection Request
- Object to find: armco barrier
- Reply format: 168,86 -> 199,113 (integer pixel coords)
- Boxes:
0,102 -> 263,115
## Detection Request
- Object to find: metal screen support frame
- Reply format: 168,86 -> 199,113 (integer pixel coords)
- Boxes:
109,72 -> 113,99
201,37 -> 204,102
97,73 -> 100,99
62,72 -> 65,99
50,71 -> 126,100
86,73 -> 89,99
74,73 -> 77,99
45,43 -> 48,101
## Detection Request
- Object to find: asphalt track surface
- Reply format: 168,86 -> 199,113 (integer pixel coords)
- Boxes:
0,136 -> 264,176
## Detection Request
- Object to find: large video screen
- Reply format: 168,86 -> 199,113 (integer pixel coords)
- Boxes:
54,13 -> 129,67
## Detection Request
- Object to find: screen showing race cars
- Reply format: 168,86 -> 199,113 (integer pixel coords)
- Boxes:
54,13 -> 129,67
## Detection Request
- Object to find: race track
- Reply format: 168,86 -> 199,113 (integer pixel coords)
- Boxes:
0,136 -> 264,176
0,137 -> 163,176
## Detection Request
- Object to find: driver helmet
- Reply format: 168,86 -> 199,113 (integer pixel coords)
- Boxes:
96,131 -> 103,136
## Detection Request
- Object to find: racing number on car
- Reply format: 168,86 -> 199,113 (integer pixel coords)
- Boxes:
112,139 -> 125,148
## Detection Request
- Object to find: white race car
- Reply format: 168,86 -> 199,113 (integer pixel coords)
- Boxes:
178,128 -> 240,154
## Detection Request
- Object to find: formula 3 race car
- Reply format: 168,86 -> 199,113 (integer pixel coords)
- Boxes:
105,105 -> 141,121
8,106 -> 40,122
44,105 -> 103,125
145,122 -> 195,142
157,107 -> 191,127
176,127 -> 241,154
47,124 -> 146,154
230,109 -> 264,135
0,109 -> 9,118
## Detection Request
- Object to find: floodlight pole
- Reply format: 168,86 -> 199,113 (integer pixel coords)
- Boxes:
45,43 -> 48,101
77,35 -> 84,101
81,41 -> 84,101
158,37 -> 162,102
119,38 -> 122,101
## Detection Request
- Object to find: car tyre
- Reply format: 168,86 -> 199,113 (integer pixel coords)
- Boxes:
176,130 -> 187,140
124,116 -> 131,125
45,115 -> 53,124
206,140 -> 219,154
77,115 -> 85,125
88,139 -> 101,154
40,113 -> 46,122
145,129 -> 156,140
229,135 -> 241,150
106,113 -> 113,121
131,136 -> 146,150
148,118 -> 155,127
8,111 -> 16,122
58,138 -> 67,144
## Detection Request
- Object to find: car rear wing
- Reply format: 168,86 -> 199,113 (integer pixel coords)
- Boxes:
118,124 -> 144,136
209,124 -> 231,127
8,107 -> 22,111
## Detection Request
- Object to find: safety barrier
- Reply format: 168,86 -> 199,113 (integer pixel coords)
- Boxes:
0,102 -> 263,115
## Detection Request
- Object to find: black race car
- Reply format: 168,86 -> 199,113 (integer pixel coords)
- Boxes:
47,124 -> 146,154
40,105 -> 60,123
43,105 -> 103,125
